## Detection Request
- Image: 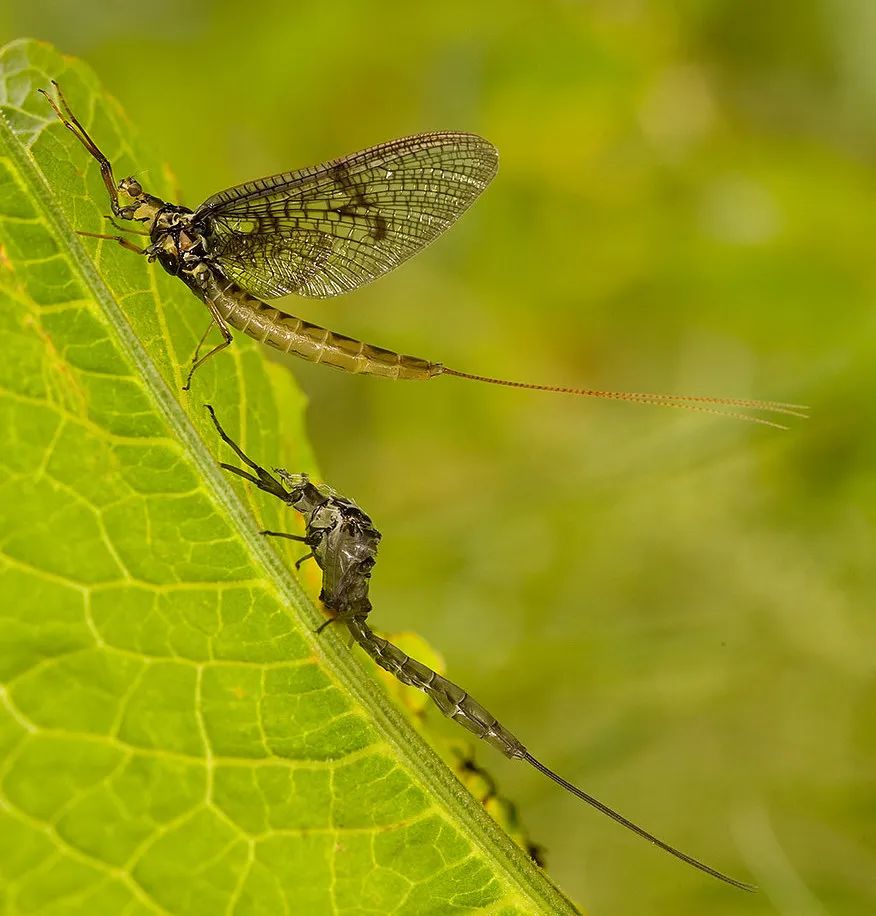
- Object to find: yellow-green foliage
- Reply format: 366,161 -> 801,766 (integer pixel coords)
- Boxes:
1,2 -> 874,912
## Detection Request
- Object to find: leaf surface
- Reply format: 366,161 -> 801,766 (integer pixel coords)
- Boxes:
0,39 -> 577,915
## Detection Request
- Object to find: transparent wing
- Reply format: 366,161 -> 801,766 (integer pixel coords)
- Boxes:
195,132 -> 498,299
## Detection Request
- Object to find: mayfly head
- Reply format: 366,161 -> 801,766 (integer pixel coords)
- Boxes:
115,176 -> 162,223
274,468 -> 318,509
274,468 -> 307,490
40,82 -> 156,223
118,176 -> 143,200
40,80 -> 803,427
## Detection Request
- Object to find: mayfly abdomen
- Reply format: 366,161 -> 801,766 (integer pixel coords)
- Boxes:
346,616 -> 526,758
42,83 -> 804,425
203,272 -> 443,380
206,404 -> 755,891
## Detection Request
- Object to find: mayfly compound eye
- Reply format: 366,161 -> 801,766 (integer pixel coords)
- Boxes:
41,82 -> 805,425
120,177 -> 142,197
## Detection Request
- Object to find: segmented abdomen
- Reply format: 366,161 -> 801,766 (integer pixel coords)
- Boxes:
345,616 -> 526,760
201,269 -> 443,381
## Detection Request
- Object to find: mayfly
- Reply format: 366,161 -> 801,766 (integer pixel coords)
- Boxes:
41,82 -> 803,428
206,405 -> 755,891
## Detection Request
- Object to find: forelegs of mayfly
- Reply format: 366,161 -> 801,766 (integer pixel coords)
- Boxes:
207,407 -> 318,576
204,404 -> 755,890
204,404 -> 290,502
183,300 -> 232,390
76,229 -> 146,255
39,81 -> 123,215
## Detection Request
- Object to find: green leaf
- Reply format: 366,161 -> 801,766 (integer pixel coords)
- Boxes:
0,39 -> 578,914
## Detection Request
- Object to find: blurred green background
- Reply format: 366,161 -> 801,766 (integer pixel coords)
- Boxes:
3,1 -> 874,912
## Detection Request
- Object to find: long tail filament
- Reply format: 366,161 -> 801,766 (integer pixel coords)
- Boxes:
523,753 -> 755,891
442,367 -> 807,430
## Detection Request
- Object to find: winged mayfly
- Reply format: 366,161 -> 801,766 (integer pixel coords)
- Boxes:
42,82 -> 803,427
206,405 -> 756,891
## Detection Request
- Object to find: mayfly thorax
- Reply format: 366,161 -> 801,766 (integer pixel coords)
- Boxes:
40,82 -> 806,427
206,405 -> 756,892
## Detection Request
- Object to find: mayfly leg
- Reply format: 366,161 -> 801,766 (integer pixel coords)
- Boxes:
260,530 -> 313,569
204,404 -> 291,503
205,405 -> 320,574
182,270 -> 241,390
39,81 -> 123,215
42,83 -> 806,424
76,229 -> 146,255
204,405 -> 755,890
